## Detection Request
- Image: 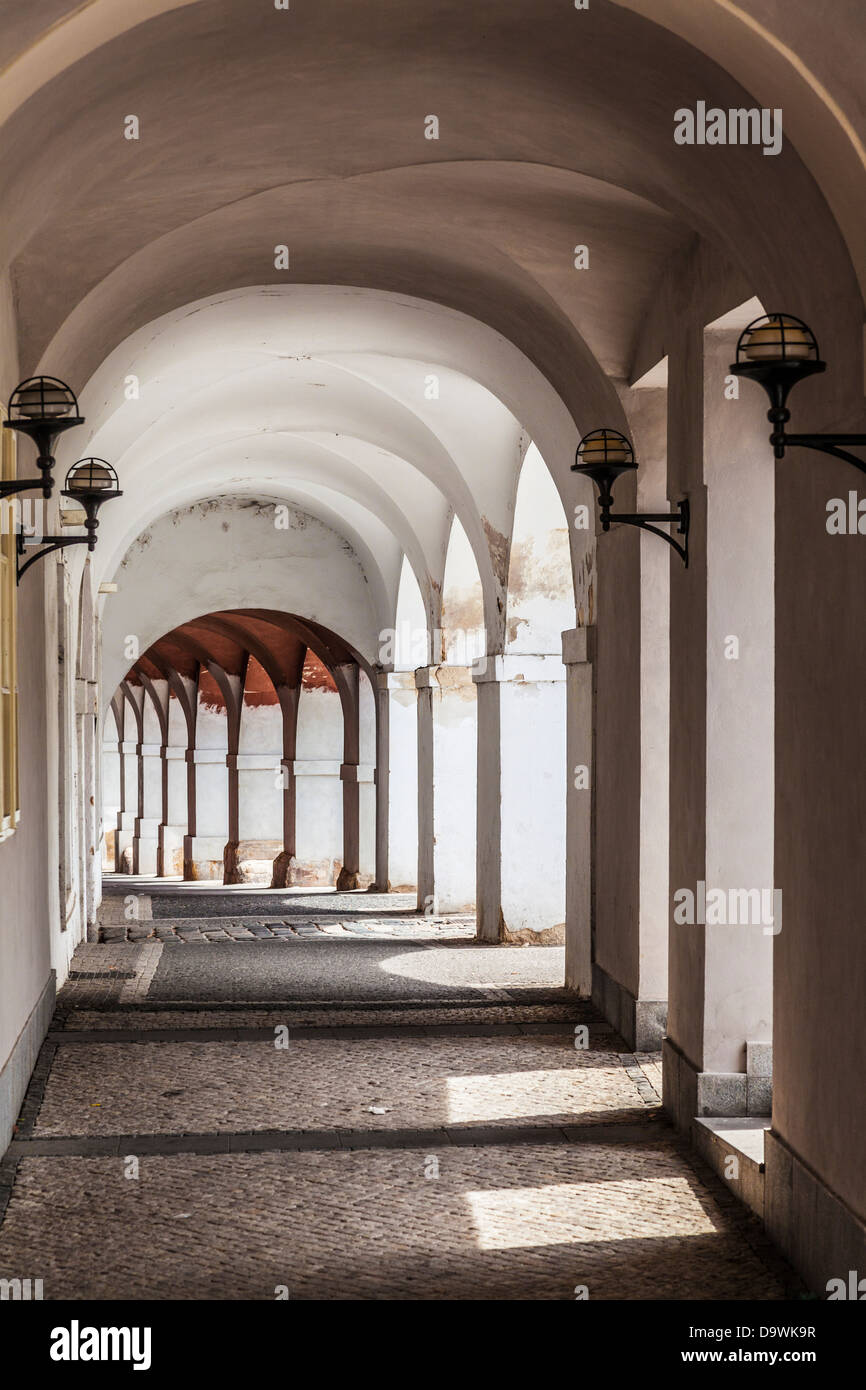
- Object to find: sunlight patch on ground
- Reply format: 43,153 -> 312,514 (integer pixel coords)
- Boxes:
465,1177 -> 718,1250
445,1066 -> 628,1124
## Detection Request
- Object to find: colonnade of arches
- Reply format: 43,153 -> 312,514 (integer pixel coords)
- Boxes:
102,443 -> 575,938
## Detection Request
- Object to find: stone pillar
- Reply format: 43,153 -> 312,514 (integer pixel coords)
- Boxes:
101,732 -> 121,873
375,671 -> 418,892
332,662 -> 361,891
132,741 -> 162,874
561,627 -> 594,994
293,757 -> 343,885
271,686 -> 299,888
474,653 -> 567,942
183,748 -> 228,880
157,743 -> 187,877
764,305 -> 866,1290
342,761 -> 376,888
415,665 -> 476,914
589,378 -> 671,1049
663,322 -> 774,1126
224,751 -> 283,882
115,738 -> 138,872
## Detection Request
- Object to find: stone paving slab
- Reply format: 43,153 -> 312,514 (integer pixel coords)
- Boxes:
9,1119 -> 666,1159
32,1035 -> 651,1136
0,1146 -> 790,1300
144,890 -> 419,919
60,1002 -> 593,1031
100,914 -> 478,944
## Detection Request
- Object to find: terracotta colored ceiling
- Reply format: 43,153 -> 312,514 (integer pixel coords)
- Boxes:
122,608 -> 356,702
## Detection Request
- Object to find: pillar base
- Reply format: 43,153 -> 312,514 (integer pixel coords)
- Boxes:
224,839 -> 284,885
132,836 -> 159,876
662,1035 -> 771,1130
500,919 -> 566,946
764,1129 -> 866,1298
183,836 -> 224,881
270,850 -> 296,888
336,866 -> 360,891
592,963 -> 666,1051
157,824 -> 185,877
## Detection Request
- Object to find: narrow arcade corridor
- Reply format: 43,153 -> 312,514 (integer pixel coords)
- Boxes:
0,891 -> 797,1301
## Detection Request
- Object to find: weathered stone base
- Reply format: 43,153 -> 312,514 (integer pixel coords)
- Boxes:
764,1129 -> 866,1298
270,850 -> 296,888
224,840 -> 284,885
662,1035 -> 771,1129
501,920 -> 566,946
336,866 -> 360,891
158,825 -> 185,878
0,972 -> 55,1155
183,835 -> 224,881
592,962 -> 666,1051
693,1117 -> 767,1221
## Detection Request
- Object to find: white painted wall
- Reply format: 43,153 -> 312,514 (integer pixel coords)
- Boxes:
295,684 -> 343,878
500,668 -> 567,934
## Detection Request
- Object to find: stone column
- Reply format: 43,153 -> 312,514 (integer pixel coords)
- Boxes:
183,749 -> 228,880
333,662 -> 361,891
561,627 -> 594,994
132,741 -> 162,874
293,757 -> 343,885
589,378 -> 671,1049
663,321 -> 774,1126
157,743 -> 187,877
764,305 -> 866,1290
341,761 -> 376,887
228,751 -> 283,881
115,738 -> 138,872
271,685 -> 300,887
374,671 -> 418,892
101,728 -> 122,873
474,653 -> 567,942
415,665 -> 476,914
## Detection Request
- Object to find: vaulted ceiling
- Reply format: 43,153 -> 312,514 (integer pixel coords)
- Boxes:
2,0 -> 862,672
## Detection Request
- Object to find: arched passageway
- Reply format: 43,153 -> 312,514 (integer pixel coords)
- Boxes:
0,0 -> 864,1315
105,606 -> 378,890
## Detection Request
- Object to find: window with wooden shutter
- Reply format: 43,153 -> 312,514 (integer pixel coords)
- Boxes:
0,405 -> 19,841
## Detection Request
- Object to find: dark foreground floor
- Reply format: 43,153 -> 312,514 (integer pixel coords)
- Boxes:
0,917 -> 801,1300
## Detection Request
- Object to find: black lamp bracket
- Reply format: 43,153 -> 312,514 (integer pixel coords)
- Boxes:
17,530 -> 93,583
773,431 -> 866,475
598,497 -> 690,567
0,475 -> 54,501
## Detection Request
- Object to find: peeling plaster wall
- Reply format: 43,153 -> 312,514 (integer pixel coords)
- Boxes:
441,517 -> 485,665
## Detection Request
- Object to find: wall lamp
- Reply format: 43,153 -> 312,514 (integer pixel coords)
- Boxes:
1,377 -> 122,580
571,428 -> 690,566
730,313 -> 866,473
1,377 -> 84,498
16,458 -> 122,582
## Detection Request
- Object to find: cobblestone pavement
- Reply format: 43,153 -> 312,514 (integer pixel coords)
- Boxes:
100,884 -> 422,927
101,912 -> 475,943
0,911 -> 801,1301
32,1036 -> 652,1136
